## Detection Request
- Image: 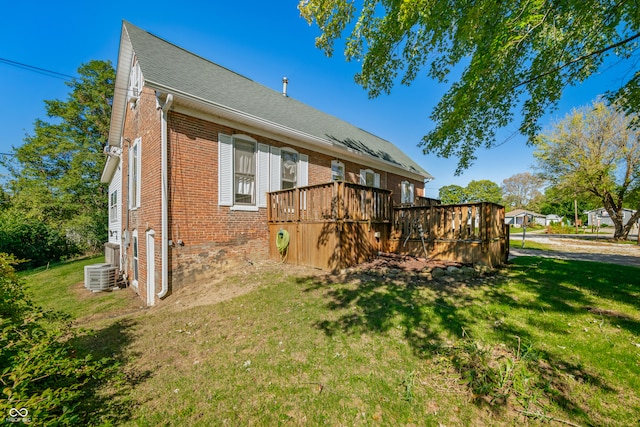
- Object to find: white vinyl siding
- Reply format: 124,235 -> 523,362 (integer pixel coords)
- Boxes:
108,164 -> 122,244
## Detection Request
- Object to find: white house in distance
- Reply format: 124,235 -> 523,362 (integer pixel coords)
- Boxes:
584,208 -> 638,227
504,209 -> 546,227
545,214 -> 564,226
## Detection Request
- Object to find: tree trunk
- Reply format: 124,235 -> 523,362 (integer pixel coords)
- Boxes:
602,200 -> 628,240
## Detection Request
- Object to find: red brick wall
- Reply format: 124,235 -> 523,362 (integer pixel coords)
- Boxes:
119,86 -> 162,304
120,102 -> 426,301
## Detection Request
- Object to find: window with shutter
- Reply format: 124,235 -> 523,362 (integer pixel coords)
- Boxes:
218,134 -> 309,209
360,169 -> 380,188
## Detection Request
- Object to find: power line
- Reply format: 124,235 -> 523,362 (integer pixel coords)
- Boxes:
0,57 -> 75,81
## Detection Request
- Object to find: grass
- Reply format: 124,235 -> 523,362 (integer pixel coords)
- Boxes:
20,255 -> 139,320
23,256 -> 640,426
509,239 -> 554,251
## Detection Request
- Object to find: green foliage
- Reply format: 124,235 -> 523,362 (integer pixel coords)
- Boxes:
534,101 -> 640,239
0,253 -> 122,426
501,172 -> 545,211
0,208 -> 78,269
438,184 -> 466,204
465,179 -> 503,204
1,60 -> 114,257
438,180 -> 502,204
299,0 -> 640,173
538,185 -> 599,223
446,334 -> 542,407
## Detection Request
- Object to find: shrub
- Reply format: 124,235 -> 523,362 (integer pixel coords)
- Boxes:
0,253 -> 119,426
0,211 -> 80,269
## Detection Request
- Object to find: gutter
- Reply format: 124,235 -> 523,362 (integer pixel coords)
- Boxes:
157,93 -> 173,299
146,81 -> 433,182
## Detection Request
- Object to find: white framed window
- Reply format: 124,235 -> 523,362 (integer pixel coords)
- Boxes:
110,190 -> 118,222
132,229 -> 139,287
128,60 -> 142,103
219,134 -> 268,210
234,139 -> 256,205
270,147 -> 309,192
281,148 -> 298,189
219,134 -> 309,209
331,160 -> 345,181
129,138 -> 141,209
401,181 -> 415,204
360,169 -> 380,188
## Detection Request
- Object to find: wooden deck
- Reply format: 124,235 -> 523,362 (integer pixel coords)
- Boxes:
268,182 -> 508,270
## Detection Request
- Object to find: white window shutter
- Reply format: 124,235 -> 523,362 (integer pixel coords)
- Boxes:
257,143 -> 270,207
298,154 -> 309,187
218,134 -> 233,206
409,183 -> 415,203
270,147 -> 281,191
359,169 -> 366,185
374,173 -> 380,188
136,139 -> 142,207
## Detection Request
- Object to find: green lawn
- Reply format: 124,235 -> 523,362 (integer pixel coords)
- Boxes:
22,255 -> 640,426
20,255 -> 139,320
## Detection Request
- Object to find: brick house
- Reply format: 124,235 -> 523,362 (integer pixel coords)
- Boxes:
101,22 -> 433,306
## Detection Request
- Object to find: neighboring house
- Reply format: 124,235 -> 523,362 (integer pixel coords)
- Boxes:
100,22 -> 433,306
584,208 -> 638,227
545,214 -> 563,226
504,209 -> 546,227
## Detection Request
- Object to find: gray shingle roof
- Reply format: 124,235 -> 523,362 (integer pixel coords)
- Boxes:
124,21 -> 431,179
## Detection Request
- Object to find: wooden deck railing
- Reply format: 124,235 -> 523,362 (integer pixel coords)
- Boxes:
391,202 -> 508,266
268,181 -> 393,223
267,183 -> 507,270
393,203 -> 500,241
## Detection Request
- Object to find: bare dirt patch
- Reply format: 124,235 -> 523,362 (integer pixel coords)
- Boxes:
351,253 -> 464,273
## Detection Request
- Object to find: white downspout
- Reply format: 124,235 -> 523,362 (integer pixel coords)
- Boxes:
157,93 -> 173,299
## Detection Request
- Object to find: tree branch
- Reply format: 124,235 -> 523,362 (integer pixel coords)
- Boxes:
515,31 -> 640,90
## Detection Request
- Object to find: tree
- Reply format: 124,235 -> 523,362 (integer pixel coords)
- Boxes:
501,172 -> 545,211
537,185 -> 599,225
298,1 -> 640,173
438,184 -> 466,204
1,60 -> 114,256
438,180 -> 502,204
534,101 -> 640,240
465,180 -> 502,204
0,254 -> 125,425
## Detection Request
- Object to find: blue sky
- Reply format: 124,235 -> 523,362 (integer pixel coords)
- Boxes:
0,1 -> 630,198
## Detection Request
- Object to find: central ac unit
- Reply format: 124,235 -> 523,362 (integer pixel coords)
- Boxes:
84,263 -> 117,291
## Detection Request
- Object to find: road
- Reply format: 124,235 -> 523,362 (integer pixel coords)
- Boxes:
508,231 -> 640,268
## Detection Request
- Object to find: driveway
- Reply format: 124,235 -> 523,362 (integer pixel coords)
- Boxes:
509,232 -> 640,268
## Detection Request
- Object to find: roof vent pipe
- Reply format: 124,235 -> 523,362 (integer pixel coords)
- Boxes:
282,77 -> 288,97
